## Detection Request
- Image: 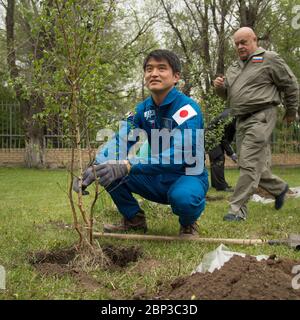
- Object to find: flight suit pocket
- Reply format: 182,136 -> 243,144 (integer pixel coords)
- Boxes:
253,110 -> 267,123
251,108 -> 276,144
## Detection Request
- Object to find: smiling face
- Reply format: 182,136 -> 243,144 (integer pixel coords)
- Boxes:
144,57 -> 180,94
233,27 -> 258,61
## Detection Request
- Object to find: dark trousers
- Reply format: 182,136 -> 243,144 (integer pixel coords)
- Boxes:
208,146 -> 229,191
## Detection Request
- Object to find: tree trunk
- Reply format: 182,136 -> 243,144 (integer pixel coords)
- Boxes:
24,135 -> 45,168
212,0 -> 233,76
6,0 -> 45,167
181,67 -> 193,96
238,0 -> 259,28
216,27 -> 225,76
203,16 -> 212,93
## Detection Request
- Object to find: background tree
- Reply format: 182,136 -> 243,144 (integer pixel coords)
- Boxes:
154,0 -> 299,149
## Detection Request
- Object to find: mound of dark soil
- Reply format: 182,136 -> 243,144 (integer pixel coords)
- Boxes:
156,255 -> 300,300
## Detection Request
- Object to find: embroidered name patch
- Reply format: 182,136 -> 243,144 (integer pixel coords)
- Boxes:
172,104 -> 197,125
144,109 -> 155,120
252,56 -> 264,63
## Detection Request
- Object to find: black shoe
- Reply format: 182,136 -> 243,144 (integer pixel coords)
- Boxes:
223,213 -> 244,222
275,184 -> 289,210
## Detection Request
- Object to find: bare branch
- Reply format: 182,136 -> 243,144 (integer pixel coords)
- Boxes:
160,0 -> 192,64
0,0 -> 7,10
123,13 -> 159,50
183,0 -> 203,36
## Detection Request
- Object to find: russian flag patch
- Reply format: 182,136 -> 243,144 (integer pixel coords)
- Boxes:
252,56 -> 264,63
172,104 -> 197,125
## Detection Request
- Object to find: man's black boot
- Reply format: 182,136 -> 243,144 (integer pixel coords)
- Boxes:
275,184 -> 289,210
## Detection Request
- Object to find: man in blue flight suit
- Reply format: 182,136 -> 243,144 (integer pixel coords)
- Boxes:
74,50 -> 208,238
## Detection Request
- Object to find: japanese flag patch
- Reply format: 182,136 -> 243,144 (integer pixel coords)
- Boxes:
172,104 -> 197,125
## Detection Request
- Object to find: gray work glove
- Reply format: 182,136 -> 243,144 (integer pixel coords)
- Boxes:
72,165 -> 98,195
230,153 -> 238,163
72,177 -> 90,195
95,160 -> 131,188
73,160 -> 131,192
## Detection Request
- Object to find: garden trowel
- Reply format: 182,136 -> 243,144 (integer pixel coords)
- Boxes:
268,233 -> 300,250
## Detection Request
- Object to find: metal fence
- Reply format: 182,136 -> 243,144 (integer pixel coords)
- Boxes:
0,101 -> 25,148
272,123 -> 300,153
0,101 -> 75,149
0,101 -> 300,152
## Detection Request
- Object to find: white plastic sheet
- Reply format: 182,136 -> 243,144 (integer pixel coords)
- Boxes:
251,186 -> 300,204
0,265 -> 5,290
251,194 -> 274,204
289,187 -> 300,198
193,244 -> 269,274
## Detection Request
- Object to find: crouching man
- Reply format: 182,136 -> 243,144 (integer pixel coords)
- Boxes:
74,50 -> 208,238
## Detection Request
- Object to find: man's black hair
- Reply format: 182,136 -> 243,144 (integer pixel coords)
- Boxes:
143,49 -> 181,74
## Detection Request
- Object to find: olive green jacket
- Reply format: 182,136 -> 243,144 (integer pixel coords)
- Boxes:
216,48 -> 299,116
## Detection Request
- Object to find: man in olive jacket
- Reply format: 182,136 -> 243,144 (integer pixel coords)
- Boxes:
213,27 -> 299,221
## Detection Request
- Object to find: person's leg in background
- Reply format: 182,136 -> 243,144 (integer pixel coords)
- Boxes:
225,108 -> 279,221
209,145 -> 232,191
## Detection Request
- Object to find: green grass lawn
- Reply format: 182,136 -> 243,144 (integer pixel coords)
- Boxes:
0,166 -> 300,300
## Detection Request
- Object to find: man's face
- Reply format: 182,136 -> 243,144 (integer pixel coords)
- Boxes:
233,32 -> 258,61
144,58 -> 180,93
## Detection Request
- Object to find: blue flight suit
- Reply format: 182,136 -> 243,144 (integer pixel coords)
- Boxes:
95,87 -> 208,226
